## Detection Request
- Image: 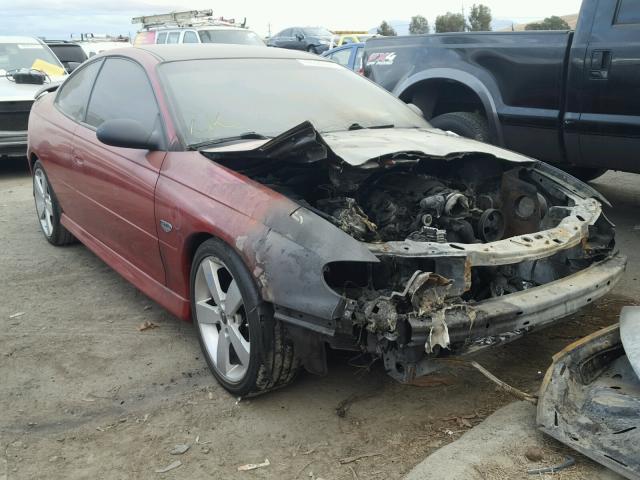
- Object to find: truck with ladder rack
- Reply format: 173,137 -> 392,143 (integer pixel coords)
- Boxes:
132,10 -> 265,47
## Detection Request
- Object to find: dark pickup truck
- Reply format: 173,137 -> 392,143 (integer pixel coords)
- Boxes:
364,0 -> 640,181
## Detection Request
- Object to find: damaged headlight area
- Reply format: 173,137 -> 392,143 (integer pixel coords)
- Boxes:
203,122 -> 625,383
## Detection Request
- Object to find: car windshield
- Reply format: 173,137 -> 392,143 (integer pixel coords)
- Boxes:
0,42 -> 63,74
303,28 -> 333,36
159,58 -> 428,147
198,30 -> 264,46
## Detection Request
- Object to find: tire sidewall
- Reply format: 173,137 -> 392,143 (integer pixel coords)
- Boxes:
190,238 -> 267,395
430,112 -> 490,143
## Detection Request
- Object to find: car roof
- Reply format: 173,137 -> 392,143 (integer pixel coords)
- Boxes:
135,44 -> 329,62
0,36 -> 41,44
151,26 -> 249,32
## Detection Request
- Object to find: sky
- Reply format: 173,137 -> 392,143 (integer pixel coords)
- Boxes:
0,0 -> 583,39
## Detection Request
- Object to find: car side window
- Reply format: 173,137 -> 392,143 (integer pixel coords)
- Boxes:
183,31 -> 199,43
167,32 -> 180,44
157,32 -> 168,44
616,0 -> 640,24
55,59 -> 102,122
330,48 -> 352,67
280,29 -> 291,37
85,58 -> 159,131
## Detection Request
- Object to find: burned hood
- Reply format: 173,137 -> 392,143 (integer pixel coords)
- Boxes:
201,121 -> 535,167
320,127 -> 534,166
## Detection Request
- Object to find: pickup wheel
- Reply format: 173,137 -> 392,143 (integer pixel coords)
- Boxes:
191,238 -> 300,397
430,112 -> 491,143
562,166 -> 608,182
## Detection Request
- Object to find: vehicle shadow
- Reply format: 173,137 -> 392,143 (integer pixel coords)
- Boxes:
0,156 -> 30,178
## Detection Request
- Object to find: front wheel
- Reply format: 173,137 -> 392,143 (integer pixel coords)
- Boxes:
430,111 -> 491,143
191,238 -> 300,397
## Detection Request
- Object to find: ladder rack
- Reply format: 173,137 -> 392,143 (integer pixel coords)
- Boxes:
132,10 -> 245,30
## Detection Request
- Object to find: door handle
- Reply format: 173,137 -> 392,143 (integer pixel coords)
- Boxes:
589,50 -> 611,80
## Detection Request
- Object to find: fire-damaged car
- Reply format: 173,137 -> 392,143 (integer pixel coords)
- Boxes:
27,45 -> 626,396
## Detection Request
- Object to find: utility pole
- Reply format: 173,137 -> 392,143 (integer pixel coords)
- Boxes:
461,1 -> 467,32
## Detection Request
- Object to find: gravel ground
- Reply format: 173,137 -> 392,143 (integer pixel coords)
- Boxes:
1,158 -> 638,480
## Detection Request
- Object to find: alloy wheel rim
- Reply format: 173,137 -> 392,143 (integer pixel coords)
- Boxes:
34,169 -> 54,237
194,256 -> 250,383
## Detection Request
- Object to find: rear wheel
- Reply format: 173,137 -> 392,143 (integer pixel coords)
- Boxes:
191,238 -> 300,397
32,160 -> 75,246
430,111 -> 491,143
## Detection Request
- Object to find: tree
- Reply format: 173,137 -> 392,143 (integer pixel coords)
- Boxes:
468,4 -> 492,31
435,12 -> 466,33
377,20 -> 397,36
409,15 -> 430,35
525,15 -> 570,30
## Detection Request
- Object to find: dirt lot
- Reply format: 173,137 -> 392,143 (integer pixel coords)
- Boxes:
1,157 -> 639,480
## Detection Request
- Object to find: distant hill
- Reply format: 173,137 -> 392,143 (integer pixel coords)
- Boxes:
499,13 -> 578,31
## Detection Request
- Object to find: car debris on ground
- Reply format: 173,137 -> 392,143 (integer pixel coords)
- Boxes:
154,460 -> 182,473
237,458 -> 270,471
537,307 -> 640,480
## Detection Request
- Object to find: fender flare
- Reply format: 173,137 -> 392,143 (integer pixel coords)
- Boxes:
392,68 -> 504,146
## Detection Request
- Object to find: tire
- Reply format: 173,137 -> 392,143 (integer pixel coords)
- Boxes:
562,166 -> 608,183
430,112 -> 491,143
32,160 -> 75,246
191,238 -> 300,397
307,45 -> 317,54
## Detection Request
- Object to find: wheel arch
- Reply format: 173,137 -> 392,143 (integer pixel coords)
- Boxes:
28,152 -> 39,173
393,68 -> 504,145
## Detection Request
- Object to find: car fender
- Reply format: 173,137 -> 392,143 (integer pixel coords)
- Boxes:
392,68 -> 504,145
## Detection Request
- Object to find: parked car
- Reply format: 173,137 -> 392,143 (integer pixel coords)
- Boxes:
364,0 -> 640,181
321,42 -> 365,72
75,34 -> 132,57
44,40 -> 88,73
329,32 -> 375,49
28,45 -> 625,397
1,36 -> 66,159
134,25 -> 264,46
267,27 -> 333,53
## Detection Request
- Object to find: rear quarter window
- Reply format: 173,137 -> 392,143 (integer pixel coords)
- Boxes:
55,59 -> 102,122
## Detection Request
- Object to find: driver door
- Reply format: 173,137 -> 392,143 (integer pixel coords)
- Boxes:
71,57 -> 166,284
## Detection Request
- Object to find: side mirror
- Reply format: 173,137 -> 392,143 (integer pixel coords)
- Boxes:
66,61 -> 81,73
296,34 -> 304,41
407,103 -> 424,117
97,119 -> 161,150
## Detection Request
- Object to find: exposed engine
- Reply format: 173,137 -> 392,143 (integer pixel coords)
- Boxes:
318,171 -> 512,244
238,154 -> 547,245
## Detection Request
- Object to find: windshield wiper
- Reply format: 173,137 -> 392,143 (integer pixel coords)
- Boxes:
188,132 -> 269,150
348,123 -> 395,131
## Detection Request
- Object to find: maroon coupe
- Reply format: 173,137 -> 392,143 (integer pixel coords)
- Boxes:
28,45 -> 626,396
